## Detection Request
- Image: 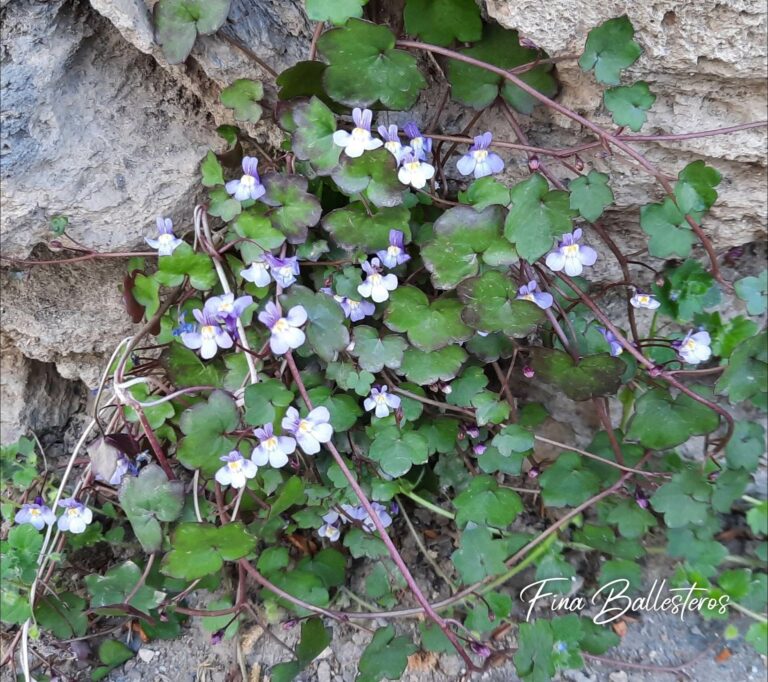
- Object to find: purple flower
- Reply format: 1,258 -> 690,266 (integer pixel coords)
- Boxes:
317,510 -> 341,542
675,330 -> 712,365
265,254 -> 300,288
597,327 -> 623,357
464,424 -> 480,439
57,498 -> 93,534
215,450 -> 257,489
403,122 -> 431,161
181,309 -> 233,360
377,124 -> 409,164
252,423 -> 297,469
257,301 -> 307,355
15,503 -> 56,531
357,257 -> 398,303
545,228 -> 598,277
339,297 -> 375,322
472,443 -> 487,456
516,280 -> 553,310
240,255 -> 271,288
282,406 -> 333,455
332,108 -> 383,158
363,385 -> 401,418
456,132 -> 504,179
146,217 -> 183,256
635,488 -> 650,509
522,366 -> 535,379
172,312 -> 195,338
630,291 -> 661,310
397,150 -> 435,190
376,230 -> 411,269
226,157 -> 266,202
205,293 -> 253,336
108,453 -> 138,486
341,502 -> 393,533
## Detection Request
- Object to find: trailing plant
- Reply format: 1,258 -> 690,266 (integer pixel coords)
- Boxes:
2,2 -> 767,680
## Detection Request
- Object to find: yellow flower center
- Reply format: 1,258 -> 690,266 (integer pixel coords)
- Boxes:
474,149 -> 488,162
273,318 -> 289,333
241,174 -> 256,189
563,244 -> 579,257
201,325 -> 216,339
264,437 -> 278,451
219,301 -> 233,313
351,127 -> 369,141
67,508 -> 80,517
299,420 -> 312,433
348,299 -> 360,309
385,141 -> 400,153
279,266 -> 293,279
637,295 -> 650,305
375,394 -> 387,405
30,508 -> 41,517
522,293 -> 535,303
684,339 -> 697,351
387,245 -> 401,257
227,460 -> 242,472
406,161 -> 421,172
369,273 -> 382,286
158,233 -> 173,245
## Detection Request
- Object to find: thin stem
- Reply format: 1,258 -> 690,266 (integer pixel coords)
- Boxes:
400,489 -> 456,520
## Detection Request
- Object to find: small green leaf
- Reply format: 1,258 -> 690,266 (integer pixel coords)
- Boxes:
262,174 -> 322,244
569,171 -> 614,222
208,187 -> 242,221
734,270 -> 767,316
403,0 -> 482,46
746,621 -> 768,656
317,19 -> 426,110
220,79 -> 263,122
725,421 -> 765,471
453,476 -> 522,528
530,348 -> 625,401
35,593 -> 88,639
747,501 -> 768,537
452,525 -> 508,583
716,332 -> 767,403
579,16 -> 642,85
398,345 -> 467,385
331,149 -> 404,208
281,285 -> 350,362
640,198 -> 694,259
323,204 -> 411,252
606,498 -> 656,539
201,150 -> 225,187
505,174 -> 575,262
50,214 -> 69,235
492,424 -> 534,456
233,208 -> 286,260
86,560 -> 165,613
461,176 -> 511,211
132,273 -> 160,319
155,243 -> 216,290
358,625 -> 417,682
540,452 -> 601,507
305,0 -> 367,25
97,639 -> 134,667
514,619 -> 556,681
652,469 -> 712,528
675,160 -> 722,217
243,379 -> 295,427
168,344 -> 222,388
603,82 -> 655,131
291,96 -> 342,175
369,426 -> 429,478
653,259 -> 721,322
350,326 -> 407,372
153,0 -> 232,64
177,391 -> 239,475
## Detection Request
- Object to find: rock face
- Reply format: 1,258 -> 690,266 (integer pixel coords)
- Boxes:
0,0 -> 765,442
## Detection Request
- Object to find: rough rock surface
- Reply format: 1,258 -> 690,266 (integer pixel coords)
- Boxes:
0,0 -> 766,441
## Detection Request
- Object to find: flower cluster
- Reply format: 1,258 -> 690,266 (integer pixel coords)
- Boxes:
15,497 -> 93,535
316,502 -> 396,541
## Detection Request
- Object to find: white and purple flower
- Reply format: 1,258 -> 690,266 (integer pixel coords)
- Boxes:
597,326 -> 623,357
258,301 -> 307,355
545,228 -> 598,277
340,297 -> 375,322
357,257 -> 398,303
226,156 -> 266,202
630,291 -> 661,310
376,230 -> 410,269
146,217 -> 183,256
397,151 -> 435,190
282,406 -> 333,455
403,122 -> 431,161
265,254 -> 300,289
240,255 -> 271,288
516,280 -> 553,310
181,309 -> 233,359
363,385 -> 401,418
15,502 -> 56,531
57,498 -> 93,534
317,510 -> 341,542
377,124 -> 408,164
333,108 -> 383,158
252,423 -> 297,469
108,453 -> 138,486
205,293 -> 253,336
341,502 -> 393,533
675,330 -> 712,365
215,450 -> 258,489
456,132 -> 504,179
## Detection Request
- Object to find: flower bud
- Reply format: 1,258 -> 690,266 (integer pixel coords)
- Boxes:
635,488 -> 650,509
470,641 -> 491,658
527,465 -> 541,479
573,155 -> 585,171
465,425 -> 480,439
211,630 -> 224,645
528,156 -> 540,171
522,366 -> 535,379
472,444 -> 487,456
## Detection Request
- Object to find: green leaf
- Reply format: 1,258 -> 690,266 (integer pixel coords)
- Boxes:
603,82 -> 655,131
220,79 -> 263,122
747,501 -> 768,537
505,174 -> 575,262
452,525 -> 508,583
472,390 -> 510,426
201,150 -> 225,187
161,522 -> 256,580
50,214 -> 69,235
712,469 -> 749,513
119,464 -> 185,552
271,617 -> 333,682
675,160 -> 722,217
368,426 -> 429,478
539,452 -> 601,507
421,205 -> 512,290
233,209 -> 286,260
358,625 -> 417,682
447,24 -> 557,113
403,0 -> 482,46
281,285 -> 350,361
746,622 -> 768,656
398,345 -> 467,385
384,286 -> 471,352
350,326 -> 407,372
331,149 -> 404,208
124,381 -> 173,429
457,270 -> 544,337
153,0 -> 231,64
317,19 -> 426,110
132,273 -> 160,319
606,498 -> 656,539
291,97 -> 342,175
640,198 -> 695,259
725,421 -> 765,471
579,16 -> 641,85
262,174 -> 322,244
344,528 -> 388,559
651,469 -> 712,528
307,387 -> 362,432
155,243 -> 216,290
453,475 -> 522,528
568,171 -> 614,222
177,391 -> 239,475
305,0 -> 367,25
243,379 -> 295,427
168,344 -> 222,388
461,176 -> 511,211
514,619 -> 555,682
716,332 -> 767,403
323,204 -> 411,252
735,270 -> 767,316
208,187 -> 241,221
86,560 -> 165,614
492,424 -> 534,455
653,259 -> 721,322
97,639 -> 134,667
531,348 -> 624,401
35,592 -> 88,639
627,387 -> 719,450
